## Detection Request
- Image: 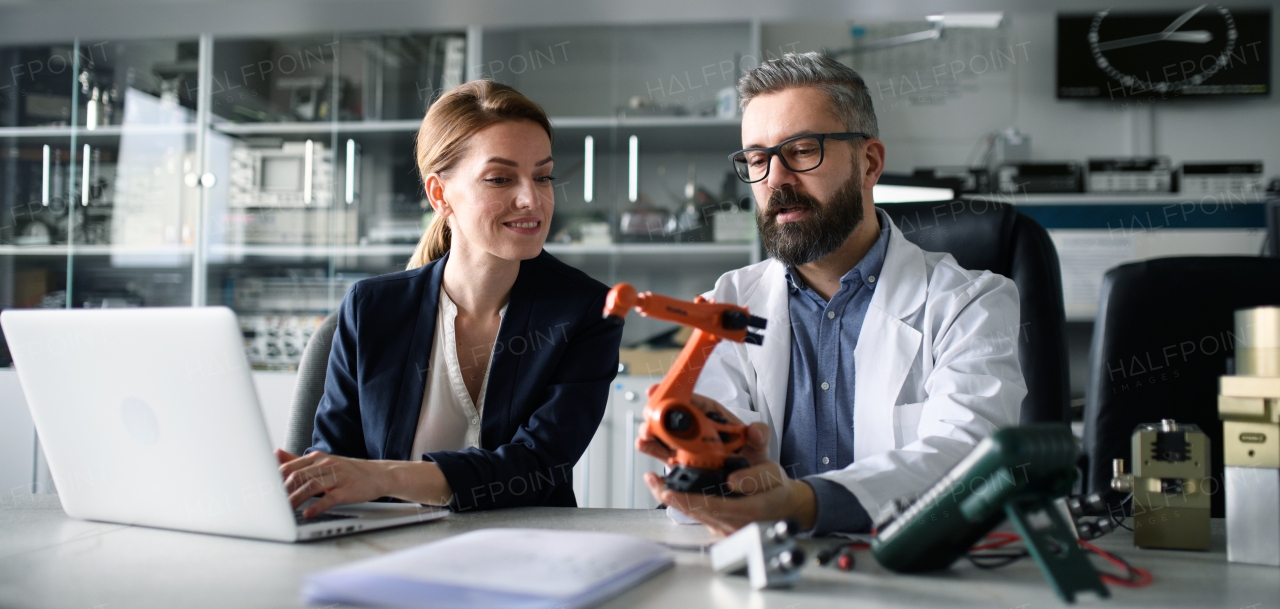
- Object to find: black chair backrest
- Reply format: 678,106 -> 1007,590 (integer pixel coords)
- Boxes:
878,200 -> 1070,424
285,311 -> 341,456
1082,256 -> 1280,517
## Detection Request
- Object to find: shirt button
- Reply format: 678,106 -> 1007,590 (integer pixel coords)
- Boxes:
826,311 -> 835,319
868,275 -> 876,283
822,456 -> 830,465
821,381 -> 830,391
470,418 -> 479,426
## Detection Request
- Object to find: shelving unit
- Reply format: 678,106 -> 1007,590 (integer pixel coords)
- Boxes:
0,245 -> 195,256
0,24 -> 770,506
0,23 -> 764,365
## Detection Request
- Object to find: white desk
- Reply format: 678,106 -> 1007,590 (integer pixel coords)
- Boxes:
2,494 -> 1277,608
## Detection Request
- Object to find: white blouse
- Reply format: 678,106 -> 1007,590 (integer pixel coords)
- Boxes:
408,289 -> 507,460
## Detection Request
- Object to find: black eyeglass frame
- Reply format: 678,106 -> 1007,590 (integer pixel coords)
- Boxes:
728,132 -> 870,184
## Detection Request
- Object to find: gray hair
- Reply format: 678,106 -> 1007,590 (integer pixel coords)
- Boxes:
737,52 -> 879,139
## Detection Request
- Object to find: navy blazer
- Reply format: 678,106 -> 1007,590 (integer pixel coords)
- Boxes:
308,250 -> 622,511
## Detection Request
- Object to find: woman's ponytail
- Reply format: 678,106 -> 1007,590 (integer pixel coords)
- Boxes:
406,212 -> 451,270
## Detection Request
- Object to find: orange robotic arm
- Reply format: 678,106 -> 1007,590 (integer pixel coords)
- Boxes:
604,283 -> 767,494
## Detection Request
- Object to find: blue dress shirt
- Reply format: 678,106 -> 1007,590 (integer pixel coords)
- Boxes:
780,207 -> 891,534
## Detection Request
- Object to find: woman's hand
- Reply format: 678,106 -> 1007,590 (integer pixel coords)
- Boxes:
275,449 -> 455,518
276,449 -> 392,518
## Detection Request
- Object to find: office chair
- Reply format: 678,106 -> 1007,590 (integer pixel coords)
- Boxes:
1081,256 -> 1280,517
1267,196 -> 1279,257
878,200 -> 1070,424
284,311 -> 340,456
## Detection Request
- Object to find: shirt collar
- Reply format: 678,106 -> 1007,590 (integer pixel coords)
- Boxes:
784,207 -> 892,293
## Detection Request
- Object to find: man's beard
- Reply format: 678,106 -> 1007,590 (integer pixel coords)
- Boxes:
756,171 -> 865,268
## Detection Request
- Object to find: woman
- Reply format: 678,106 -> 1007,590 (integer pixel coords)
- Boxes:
275,81 -> 623,518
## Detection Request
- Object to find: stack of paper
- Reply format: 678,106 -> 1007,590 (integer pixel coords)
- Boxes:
303,528 -> 674,609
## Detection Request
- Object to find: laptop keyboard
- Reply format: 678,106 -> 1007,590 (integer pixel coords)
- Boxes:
294,511 -> 357,526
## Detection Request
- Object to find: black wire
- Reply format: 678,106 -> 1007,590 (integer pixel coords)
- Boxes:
966,550 -> 1030,569
1108,509 -> 1133,532
1108,496 -> 1133,532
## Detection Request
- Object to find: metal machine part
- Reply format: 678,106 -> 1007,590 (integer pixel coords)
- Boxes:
1225,466 -> 1280,566
1234,307 -> 1280,377
710,520 -> 807,589
1110,419 -> 1211,550
1218,306 -> 1280,566
1054,492 -> 1116,541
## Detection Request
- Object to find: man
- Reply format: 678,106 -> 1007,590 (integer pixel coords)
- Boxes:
639,52 -> 1026,536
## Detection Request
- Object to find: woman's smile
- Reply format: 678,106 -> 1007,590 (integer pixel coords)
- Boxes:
503,217 -> 542,235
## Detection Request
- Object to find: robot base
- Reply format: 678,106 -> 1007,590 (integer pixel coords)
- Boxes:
665,458 -> 750,495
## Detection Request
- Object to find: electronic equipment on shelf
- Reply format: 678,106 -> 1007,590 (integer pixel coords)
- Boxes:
1088,157 -> 1172,193
997,162 -> 1084,194
239,314 -> 327,370
913,166 -> 990,194
224,208 -> 357,246
1180,162 -> 1265,197
229,141 -> 334,208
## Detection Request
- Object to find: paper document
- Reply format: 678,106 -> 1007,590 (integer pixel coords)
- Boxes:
304,528 -> 674,609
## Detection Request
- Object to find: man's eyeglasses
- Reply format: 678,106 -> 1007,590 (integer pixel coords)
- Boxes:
728,132 -> 869,184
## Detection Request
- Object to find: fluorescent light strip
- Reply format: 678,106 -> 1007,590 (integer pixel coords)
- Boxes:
872,184 -> 955,203
345,139 -> 356,205
628,135 -> 638,203
583,135 -> 594,203
935,12 -> 1004,28
81,144 -> 90,206
41,145 -> 50,205
303,139 -> 314,205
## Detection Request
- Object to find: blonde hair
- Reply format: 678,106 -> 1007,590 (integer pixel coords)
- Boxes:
406,80 -> 553,270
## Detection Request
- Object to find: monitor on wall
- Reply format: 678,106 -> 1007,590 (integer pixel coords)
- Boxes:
1057,7 -> 1271,100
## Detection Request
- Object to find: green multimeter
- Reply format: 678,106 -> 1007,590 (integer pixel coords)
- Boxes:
870,424 -> 1109,604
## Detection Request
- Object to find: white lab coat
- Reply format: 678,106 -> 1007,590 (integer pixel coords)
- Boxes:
693,219 -> 1027,524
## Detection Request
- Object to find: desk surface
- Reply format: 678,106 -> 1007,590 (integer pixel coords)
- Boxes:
2,494 -> 1277,609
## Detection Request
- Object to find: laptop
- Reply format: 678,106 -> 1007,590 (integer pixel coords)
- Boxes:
1,306 -> 449,542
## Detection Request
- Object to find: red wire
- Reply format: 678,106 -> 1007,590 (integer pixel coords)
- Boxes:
1077,539 -> 1154,587
969,532 -> 1022,551
964,534 -> 1154,588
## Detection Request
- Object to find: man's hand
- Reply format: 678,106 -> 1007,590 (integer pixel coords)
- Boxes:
644,461 -> 817,536
634,389 -> 816,536
275,449 -> 392,518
